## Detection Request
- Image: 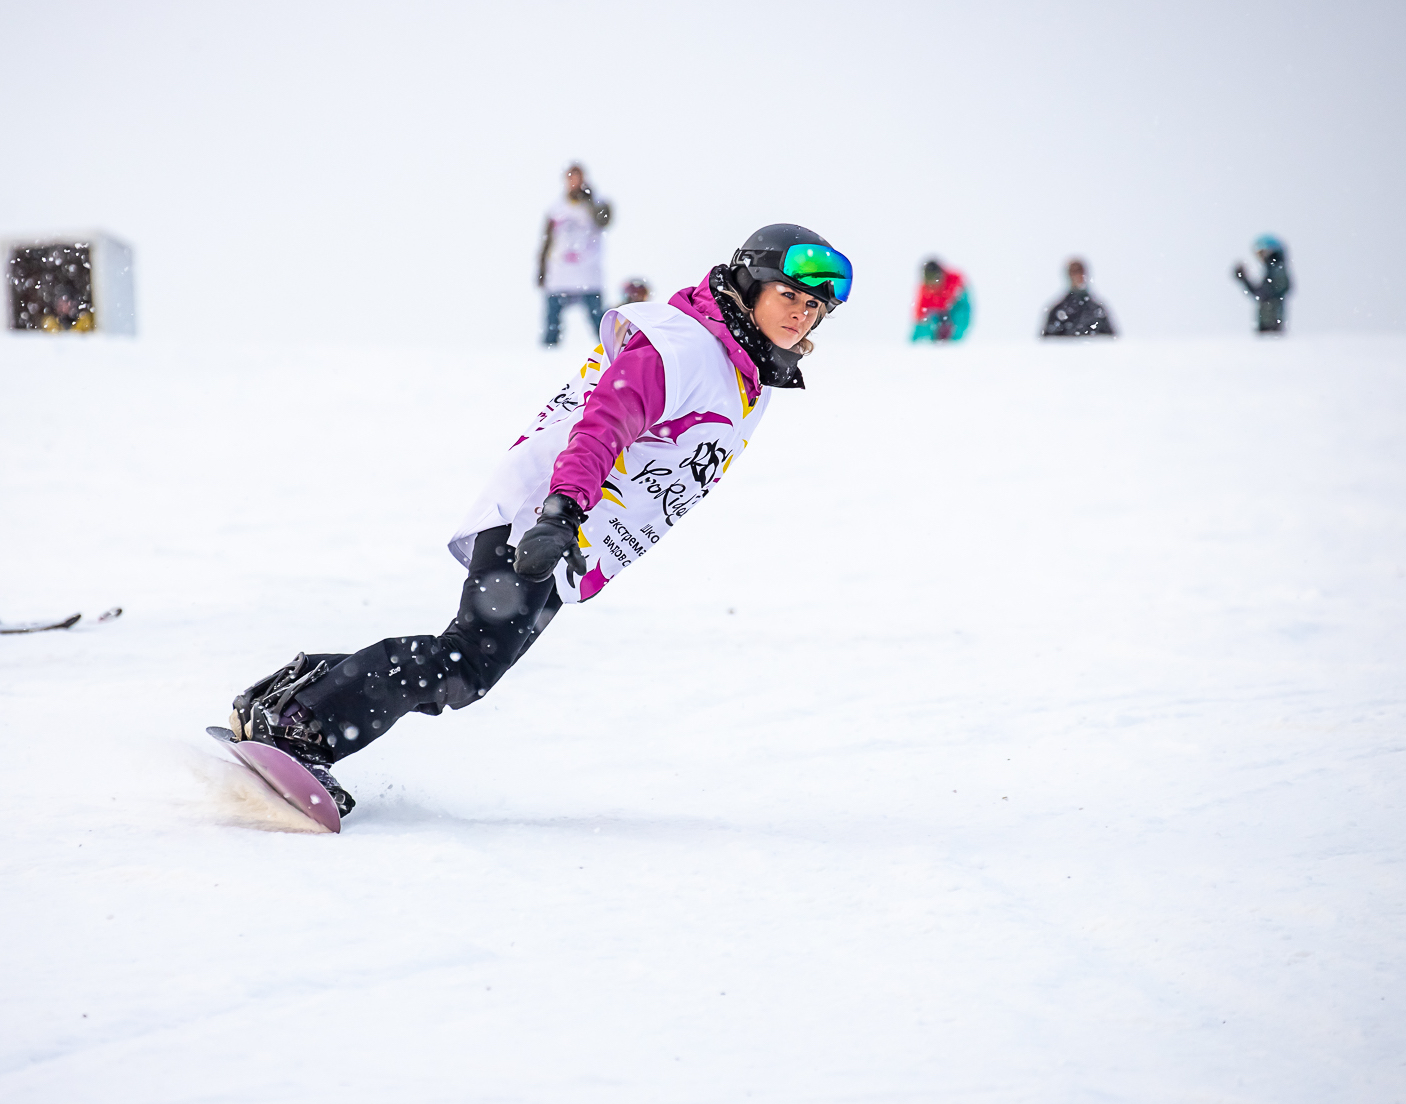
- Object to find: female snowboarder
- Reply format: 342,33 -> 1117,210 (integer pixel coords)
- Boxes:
224,224 -> 853,816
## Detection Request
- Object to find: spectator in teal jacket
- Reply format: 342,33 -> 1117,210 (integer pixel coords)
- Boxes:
1233,235 -> 1292,333
911,259 -> 971,342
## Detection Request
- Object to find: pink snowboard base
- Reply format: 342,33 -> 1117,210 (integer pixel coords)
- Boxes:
208,727 -> 341,833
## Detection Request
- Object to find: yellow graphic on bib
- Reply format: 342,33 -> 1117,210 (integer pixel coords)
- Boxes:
579,345 -> 605,379
735,369 -> 758,418
600,479 -> 626,508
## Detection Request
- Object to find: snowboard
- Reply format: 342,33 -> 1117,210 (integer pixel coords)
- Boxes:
206,726 -> 342,833
0,607 -> 123,635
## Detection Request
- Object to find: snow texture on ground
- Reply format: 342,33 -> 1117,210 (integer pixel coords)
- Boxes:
2,334 -> 1404,1102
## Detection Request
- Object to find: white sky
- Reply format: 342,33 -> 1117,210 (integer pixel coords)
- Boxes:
3,0 -> 1402,343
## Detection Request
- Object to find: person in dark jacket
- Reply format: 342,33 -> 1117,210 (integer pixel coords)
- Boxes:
1041,258 -> 1116,338
1233,235 -> 1292,333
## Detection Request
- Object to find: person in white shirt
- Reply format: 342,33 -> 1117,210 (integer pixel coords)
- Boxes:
538,163 -> 612,346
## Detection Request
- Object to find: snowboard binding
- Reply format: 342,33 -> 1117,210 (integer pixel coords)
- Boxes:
230,653 -> 356,817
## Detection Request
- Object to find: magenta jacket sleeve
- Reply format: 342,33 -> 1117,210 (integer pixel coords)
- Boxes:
550,330 -> 667,511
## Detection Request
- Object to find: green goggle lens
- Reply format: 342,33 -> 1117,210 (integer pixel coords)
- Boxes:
782,243 -> 853,303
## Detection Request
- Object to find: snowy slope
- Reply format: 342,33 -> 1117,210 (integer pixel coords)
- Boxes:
1,333 -> 1404,1103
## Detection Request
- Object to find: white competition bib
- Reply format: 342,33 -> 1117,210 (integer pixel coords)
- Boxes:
448,302 -> 771,603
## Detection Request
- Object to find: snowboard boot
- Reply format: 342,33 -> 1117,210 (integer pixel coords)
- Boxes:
230,653 -> 357,817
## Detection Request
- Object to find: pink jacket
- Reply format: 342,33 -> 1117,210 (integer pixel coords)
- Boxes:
550,272 -> 763,512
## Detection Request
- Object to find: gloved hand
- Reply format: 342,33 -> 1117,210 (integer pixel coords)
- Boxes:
514,493 -> 589,583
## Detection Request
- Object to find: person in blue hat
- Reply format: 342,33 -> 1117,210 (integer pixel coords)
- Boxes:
1233,235 -> 1292,333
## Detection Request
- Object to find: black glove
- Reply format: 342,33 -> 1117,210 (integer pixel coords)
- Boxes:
514,493 -> 589,583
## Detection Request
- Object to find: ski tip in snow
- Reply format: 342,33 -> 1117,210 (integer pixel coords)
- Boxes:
207,726 -> 238,742
0,613 -> 81,635
0,607 -> 122,635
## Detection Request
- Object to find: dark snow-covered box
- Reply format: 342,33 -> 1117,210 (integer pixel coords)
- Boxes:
4,232 -> 136,335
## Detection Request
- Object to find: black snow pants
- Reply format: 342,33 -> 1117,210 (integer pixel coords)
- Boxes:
1256,296 -> 1287,333
294,526 -> 561,763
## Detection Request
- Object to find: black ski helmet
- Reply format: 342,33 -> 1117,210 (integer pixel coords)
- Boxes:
730,223 -> 849,314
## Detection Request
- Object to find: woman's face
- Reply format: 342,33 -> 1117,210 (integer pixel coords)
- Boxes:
751,281 -> 823,349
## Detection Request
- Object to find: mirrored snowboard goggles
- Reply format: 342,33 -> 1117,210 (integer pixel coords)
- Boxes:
780,243 -> 853,303
739,244 -> 854,304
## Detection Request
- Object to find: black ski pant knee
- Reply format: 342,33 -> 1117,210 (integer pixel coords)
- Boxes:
294,526 -> 561,763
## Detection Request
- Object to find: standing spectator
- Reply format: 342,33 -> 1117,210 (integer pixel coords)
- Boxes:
911,258 -> 971,342
539,163 -> 612,346
1041,258 -> 1116,338
1233,235 -> 1292,334
618,278 -> 650,306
